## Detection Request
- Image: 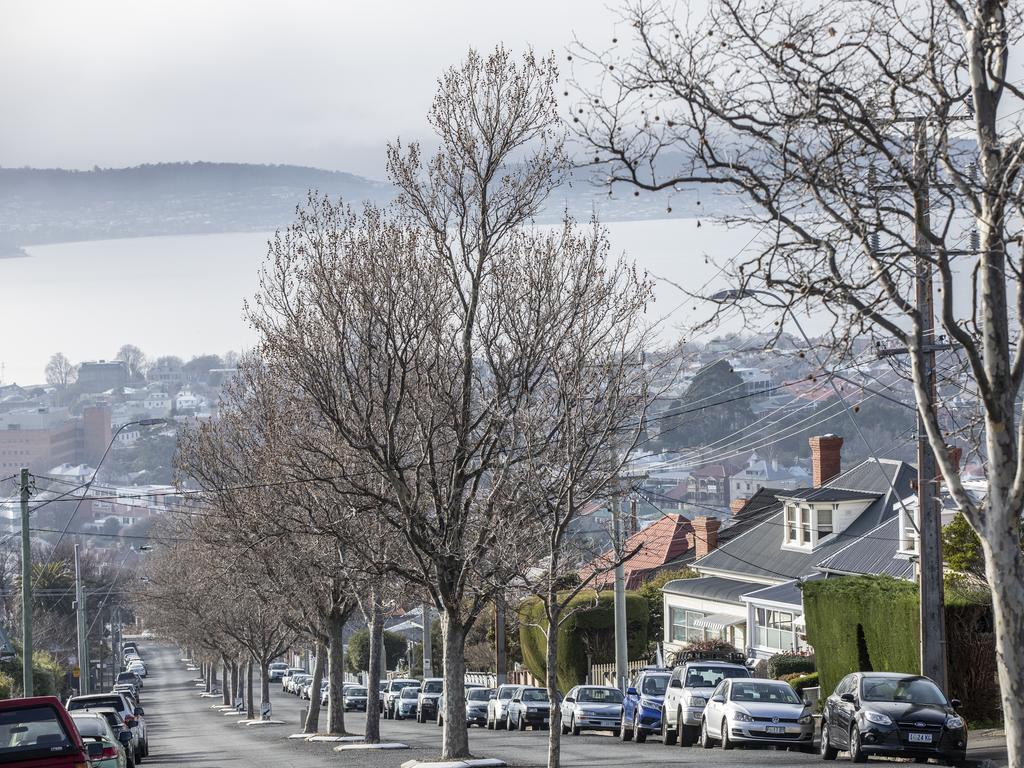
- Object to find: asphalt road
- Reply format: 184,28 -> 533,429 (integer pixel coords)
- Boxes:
139,643 -> 825,767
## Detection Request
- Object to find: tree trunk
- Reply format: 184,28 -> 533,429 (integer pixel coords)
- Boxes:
205,662 -> 212,693
981,511 -> 1024,768
326,608 -> 347,735
221,656 -> 230,706
441,610 -> 470,759
546,602 -> 562,768
246,657 -> 255,720
230,660 -> 239,708
260,656 -> 271,715
303,640 -> 326,734
364,594 -> 383,744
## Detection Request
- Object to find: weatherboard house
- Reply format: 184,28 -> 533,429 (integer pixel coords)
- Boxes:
661,435 -> 916,660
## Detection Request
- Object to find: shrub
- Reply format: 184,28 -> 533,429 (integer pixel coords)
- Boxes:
518,590 -> 648,692
346,629 -> 408,675
767,653 -> 815,679
637,567 -> 698,641
788,672 -> 819,695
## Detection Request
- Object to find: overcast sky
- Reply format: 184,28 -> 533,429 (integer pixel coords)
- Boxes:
0,0 -> 630,178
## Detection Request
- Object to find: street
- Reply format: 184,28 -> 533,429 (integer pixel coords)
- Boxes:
141,644 -> 825,767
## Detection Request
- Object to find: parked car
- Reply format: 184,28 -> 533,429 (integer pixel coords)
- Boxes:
620,668 -> 670,743
562,685 -> 623,736
0,695 -> 100,767
126,661 -> 146,679
115,671 -> 143,692
70,710 -> 132,768
506,686 -> 554,731
394,686 -> 421,720
111,685 -> 139,704
820,672 -> 967,765
697,678 -> 814,751
66,693 -> 147,759
662,651 -> 752,747
382,679 -> 418,719
416,679 -> 444,724
280,668 -> 306,692
288,674 -> 312,696
465,687 -> 495,727
342,686 -> 368,711
486,684 -> 520,730
87,708 -> 138,768
267,662 -> 289,681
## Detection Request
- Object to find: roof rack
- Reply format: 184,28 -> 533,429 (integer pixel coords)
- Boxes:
677,649 -> 747,665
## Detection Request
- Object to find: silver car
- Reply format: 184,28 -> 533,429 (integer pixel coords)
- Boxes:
561,685 -> 623,736
486,684 -> 520,730
698,678 -> 814,751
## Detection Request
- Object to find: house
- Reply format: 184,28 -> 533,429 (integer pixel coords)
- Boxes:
728,452 -> 810,512
662,434 -> 916,660
583,514 -> 701,589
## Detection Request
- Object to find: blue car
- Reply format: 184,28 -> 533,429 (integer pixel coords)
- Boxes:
620,669 -> 670,743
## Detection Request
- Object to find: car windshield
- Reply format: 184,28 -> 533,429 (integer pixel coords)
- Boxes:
685,666 -> 748,688
729,682 -> 801,704
522,689 -> 547,702
861,677 -> 947,705
95,712 -> 122,730
68,697 -> 124,714
641,674 -> 669,696
498,687 -> 516,700
0,705 -> 75,756
467,689 -> 494,701
347,688 -> 367,696
423,681 -> 443,694
71,715 -> 108,739
401,688 -> 420,699
116,673 -> 136,681
577,687 -> 624,704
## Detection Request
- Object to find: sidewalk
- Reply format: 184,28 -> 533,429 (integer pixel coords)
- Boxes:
968,729 -> 1008,768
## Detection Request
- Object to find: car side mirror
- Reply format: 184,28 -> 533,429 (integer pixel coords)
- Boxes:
712,695 -> 725,703
669,679 -> 682,689
840,693 -> 856,703
565,696 -> 575,703
950,698 -> 962,709
627,687 -> 637,696
488,694 -> 496,700
118,730 -> 132,745
87,742 -> 103,759
135,707 -> 145,716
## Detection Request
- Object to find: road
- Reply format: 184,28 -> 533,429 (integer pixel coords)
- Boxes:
140,644 -> 823,767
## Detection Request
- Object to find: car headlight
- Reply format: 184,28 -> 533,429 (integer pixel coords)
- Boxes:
863,711 -> 892,726
798,714 -> 813,724
687,696 -> 707,707
732,711 -> 754,722
945,715 -> 964,729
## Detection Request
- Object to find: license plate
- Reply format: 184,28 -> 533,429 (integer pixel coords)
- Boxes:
766,726 -> 786,735
908,733 -> 933,743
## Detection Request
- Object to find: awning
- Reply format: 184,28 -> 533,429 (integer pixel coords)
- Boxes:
693,613 -> 745,631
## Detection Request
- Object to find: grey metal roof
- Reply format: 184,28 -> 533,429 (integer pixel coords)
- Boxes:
777,488 -> 880,502
662,576 -> 764,605
814,517 -> 916,579
741,573 -> 826,608
691,459 -> 916,582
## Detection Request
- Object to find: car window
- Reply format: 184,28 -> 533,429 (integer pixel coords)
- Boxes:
498,687 -> 515,700
347,687 -> 367,696
71,715 -> 110,740
641,674 -> 669,696
860,677 -> 947,705
467,689 -> 493,701
522,689 -> 547,702
423,680 -> 443,694
68,696 -> 127,714
730,681 -> 801,704
685,665 -> 749,688
577,687 -> 623,703
0,705 -> 75,756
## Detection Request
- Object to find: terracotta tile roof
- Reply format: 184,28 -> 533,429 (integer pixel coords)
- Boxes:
582,514 -> 695,589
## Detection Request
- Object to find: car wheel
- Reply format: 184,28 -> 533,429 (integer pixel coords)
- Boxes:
720,719 -> 733,751
820,719 -> 838,760
507,713 -> 514,730
518,714 -> 525,731
437,712 -> 443,728
634,710 -> 647,743
487,711 -> 494,730
497,710 -> 506,730
850,725 -> 867,763
416,710 -> 422,724
620,712 -> 633,741
662,709 -> 677,746
571,715 -> 580,737
699,717 -> 714,749
560,716 -> 569,736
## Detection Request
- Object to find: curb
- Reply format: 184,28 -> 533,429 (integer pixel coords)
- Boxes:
334,742 -> 409,751
401,760 -> 506,768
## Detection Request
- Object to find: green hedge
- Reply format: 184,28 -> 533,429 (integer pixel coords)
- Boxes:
346,629 -> 408,675
518,591 -> 648,692
788,672 -> 819,695
803,576 -> 919,698
767,653 -> 816,679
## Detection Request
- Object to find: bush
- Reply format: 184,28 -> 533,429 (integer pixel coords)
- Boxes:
637,567 -> 698,642
346,629 -> 408,675
788,672 -> 819,695
767,653 -> 816,679
518,590 -> 648,692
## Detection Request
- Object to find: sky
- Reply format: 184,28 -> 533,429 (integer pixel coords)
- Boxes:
0,0 -> 630,178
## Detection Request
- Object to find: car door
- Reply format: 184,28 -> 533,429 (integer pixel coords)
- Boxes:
705,680 -> 727,737
832,675 -> 855,746
508,689 -> 521,724
665,668 -> 683,728
623,675 -> 639,724
563,687 -> 577,725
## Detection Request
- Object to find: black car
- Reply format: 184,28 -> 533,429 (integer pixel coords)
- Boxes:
821,672 -> 967,765
465,687 -> 496,727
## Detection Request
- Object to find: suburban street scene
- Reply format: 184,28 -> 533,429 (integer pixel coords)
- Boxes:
0,1 -> 1021,767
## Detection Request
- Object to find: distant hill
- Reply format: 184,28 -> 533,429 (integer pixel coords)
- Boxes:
0,160 -> 730,255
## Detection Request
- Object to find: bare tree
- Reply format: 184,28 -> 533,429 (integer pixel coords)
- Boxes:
116,344 -> 148,382
44,353 -> 76,391
574,0 -> 1024,759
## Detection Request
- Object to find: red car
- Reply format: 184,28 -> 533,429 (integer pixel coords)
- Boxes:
0,696 -> 101,767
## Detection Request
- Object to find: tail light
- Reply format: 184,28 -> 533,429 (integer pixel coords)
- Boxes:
124,716 -> 137,727
99,746 -> 119,760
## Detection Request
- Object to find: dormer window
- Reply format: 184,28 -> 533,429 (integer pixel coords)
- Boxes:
782,502 -> 841,549
778,490 -> 879,551
897,500 -> 919,555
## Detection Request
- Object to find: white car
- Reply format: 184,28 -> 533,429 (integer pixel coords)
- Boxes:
561,685 -> 624,735
699,678 -> 814,751
486,684 -> 519,730
127,661 -> 147,678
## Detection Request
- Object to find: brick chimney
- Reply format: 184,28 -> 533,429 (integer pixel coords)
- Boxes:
946,445 -> 962,474
809,434 -> 844,487
692,516 -> 721,559
730,497 -> 748,517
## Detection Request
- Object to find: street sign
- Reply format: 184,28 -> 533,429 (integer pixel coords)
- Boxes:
72,667 -> 80,679
234,697 -> 243,711
260,702 -> 272,720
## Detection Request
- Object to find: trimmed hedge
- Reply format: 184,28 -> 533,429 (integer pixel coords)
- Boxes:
803,576 -> 920,698
519,590 -> 648,692
767,653 -> 815,679
788,672 -> 819,695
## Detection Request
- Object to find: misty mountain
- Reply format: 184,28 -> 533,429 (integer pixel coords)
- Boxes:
0,161 -> 736,256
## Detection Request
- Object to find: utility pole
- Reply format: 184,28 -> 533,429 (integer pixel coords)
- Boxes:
611,493 -> 628,693
912,116 -> 948,692
421,602 -> 432,678
494,594 -> 506,685
74,544 -> 90,695
19,468 -> 32,697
